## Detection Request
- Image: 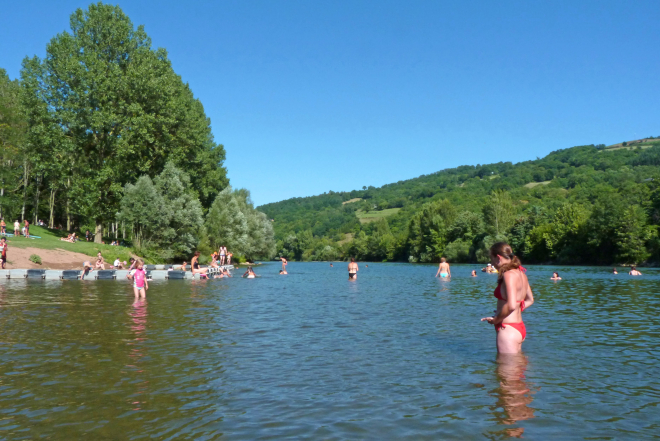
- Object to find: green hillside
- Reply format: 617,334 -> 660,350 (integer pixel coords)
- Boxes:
259,139 -> 660,265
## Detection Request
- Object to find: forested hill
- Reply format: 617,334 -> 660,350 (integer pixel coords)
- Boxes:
258,138 -> 660,265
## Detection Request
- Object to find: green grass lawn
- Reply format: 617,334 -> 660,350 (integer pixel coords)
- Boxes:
6,225 -> 134,261
356,208 -> 401,223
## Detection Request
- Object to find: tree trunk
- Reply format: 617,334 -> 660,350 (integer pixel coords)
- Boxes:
21,159 -> 29,222
48,188 -> 57,228
33,174 -> 41,225
65,178 -> 71,231
95,222 -> 103,243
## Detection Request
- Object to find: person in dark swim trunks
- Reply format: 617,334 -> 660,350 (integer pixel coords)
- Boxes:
348,257 -> 358,280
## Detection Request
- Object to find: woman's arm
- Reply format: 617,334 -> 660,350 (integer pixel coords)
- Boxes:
523,277 -> 534,309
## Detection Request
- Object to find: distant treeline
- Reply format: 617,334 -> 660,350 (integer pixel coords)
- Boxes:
0,3 -> 274,261
259,141 -> 660,265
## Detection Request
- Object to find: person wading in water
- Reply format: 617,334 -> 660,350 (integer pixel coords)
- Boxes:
481,242 -> 535,354
348,257 -> 358,280
435,257 -> 451,278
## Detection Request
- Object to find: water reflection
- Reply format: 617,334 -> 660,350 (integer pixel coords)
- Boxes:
491,353 -> 536,438
126,299 -> 148,411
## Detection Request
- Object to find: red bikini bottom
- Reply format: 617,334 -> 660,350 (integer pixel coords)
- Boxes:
495,321 -> 526,341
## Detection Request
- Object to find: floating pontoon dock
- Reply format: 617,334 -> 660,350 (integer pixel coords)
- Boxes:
0,265 -> 234,281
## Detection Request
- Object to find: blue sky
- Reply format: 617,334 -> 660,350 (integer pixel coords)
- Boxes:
2,1 -> 659,206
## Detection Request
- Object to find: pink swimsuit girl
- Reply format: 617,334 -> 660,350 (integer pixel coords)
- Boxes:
133,268 -> 146,289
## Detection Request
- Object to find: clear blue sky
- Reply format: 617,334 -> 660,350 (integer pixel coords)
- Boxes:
2,1 -> 659,206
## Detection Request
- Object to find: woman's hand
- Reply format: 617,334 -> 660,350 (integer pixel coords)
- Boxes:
481,317 -> 495,324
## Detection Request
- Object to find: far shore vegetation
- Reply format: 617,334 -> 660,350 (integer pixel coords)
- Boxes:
260,140 -> 660,266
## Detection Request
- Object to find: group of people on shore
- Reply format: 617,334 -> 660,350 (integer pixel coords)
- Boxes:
0,219 -> 31,238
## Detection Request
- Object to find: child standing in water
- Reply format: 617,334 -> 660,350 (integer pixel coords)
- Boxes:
0,237 -> 7,269
128,259 -> 148,300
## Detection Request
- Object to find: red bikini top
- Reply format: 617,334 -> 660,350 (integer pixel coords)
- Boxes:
494,281 -> 524,303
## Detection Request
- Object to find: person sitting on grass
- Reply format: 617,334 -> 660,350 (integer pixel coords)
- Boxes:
113,258 -> 126,269
95,252 -> 105,270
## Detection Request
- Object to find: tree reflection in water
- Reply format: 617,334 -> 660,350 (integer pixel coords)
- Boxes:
491,353 -> 536,438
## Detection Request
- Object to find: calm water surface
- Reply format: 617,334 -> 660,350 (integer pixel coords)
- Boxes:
0,263 -> 659,439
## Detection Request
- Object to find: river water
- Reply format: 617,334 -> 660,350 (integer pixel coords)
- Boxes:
0,263 -> 658,439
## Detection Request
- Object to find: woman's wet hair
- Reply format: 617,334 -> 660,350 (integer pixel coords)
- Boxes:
350,257 -> 355,262
194,251 -> 201,257
440,257 -> 446,263
553,272 -> 559,277
489,242 -> 522,282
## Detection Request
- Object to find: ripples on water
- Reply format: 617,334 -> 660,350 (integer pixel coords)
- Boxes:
0,264 -> 658,439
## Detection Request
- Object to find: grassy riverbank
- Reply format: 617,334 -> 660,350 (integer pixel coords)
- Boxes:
6,226 -> 134,262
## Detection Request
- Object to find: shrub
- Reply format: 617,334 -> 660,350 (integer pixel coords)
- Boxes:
29,254 -> 42,265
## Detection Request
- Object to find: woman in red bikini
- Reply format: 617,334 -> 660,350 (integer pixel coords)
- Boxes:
481,242 -> 534,354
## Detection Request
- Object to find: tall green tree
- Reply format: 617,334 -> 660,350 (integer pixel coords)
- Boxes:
483,190 -> 516,236
20,2 -> 227,242
118,163 -> 203,259
0,68 -> 27,220
614,205 -> 652,264
407,199 -> 456,262
205,187 -> 249,255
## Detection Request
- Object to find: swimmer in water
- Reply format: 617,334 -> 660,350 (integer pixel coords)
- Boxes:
435,257 -> 451,278
243,266 -> 256,278
481,242 -> 535,354
348,257 -> 358,280
330,263 -> 333,267
279,269 -> 287,275
550,272 -> 561,280
612,267 -> 618,274
471,270 -> 477,277
629,266 -> 642,276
